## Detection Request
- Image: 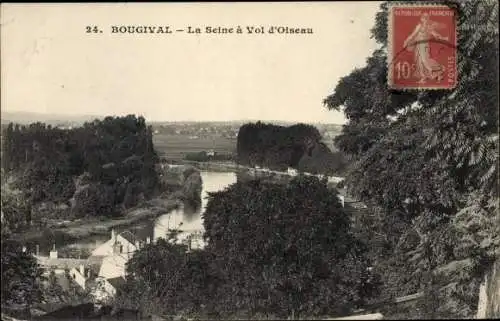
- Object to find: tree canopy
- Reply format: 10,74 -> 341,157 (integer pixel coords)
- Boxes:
1,235 -> 44,308
324,0 -> 498,318
202,176 -> 379,318
237,121 -> 348,174
1,115 -> 161,225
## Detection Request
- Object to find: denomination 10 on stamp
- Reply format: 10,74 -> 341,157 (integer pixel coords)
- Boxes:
388,5 -> 457,90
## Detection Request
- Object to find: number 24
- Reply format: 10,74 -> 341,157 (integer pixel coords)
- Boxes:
86,26 -> 100,33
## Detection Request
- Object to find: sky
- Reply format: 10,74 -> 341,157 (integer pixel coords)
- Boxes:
1,2 -> 381,124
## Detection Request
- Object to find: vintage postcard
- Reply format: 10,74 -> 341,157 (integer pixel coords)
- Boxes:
1,2 -> 498,320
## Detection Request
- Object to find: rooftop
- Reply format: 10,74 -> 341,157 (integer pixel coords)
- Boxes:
117,230 -> 140,245
107,276 -> 126,290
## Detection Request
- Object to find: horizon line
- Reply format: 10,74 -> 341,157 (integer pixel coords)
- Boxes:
1,110 -> 345,125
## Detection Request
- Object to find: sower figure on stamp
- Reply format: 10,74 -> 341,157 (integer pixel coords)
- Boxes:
403,13 -> 449,84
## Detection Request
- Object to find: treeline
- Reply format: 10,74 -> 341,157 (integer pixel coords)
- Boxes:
116,176 -> 380,319
236,122 -> 348,175
1,115 -> 160,224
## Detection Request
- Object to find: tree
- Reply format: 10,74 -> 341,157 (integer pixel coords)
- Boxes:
118,177 -> 379,319
203,176 -> 379,318
1,237 -> 44,308
236,122 -> 341,173
324,0 -> 498,318
1,115 -> 163,223
1,178 -> 32,231
117,233 -> 216,318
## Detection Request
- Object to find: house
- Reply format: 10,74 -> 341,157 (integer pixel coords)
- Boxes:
287,167 -> 298,176
91,229 -> 141,258
328,176 -> 345,184
86,229 -> 152,303
182,231 -> 206,251
69,264 -> 100,290
33,244 -> 104,299
98,255 -> 128,280
35,245 -> 100,274
91,229 -> 151,280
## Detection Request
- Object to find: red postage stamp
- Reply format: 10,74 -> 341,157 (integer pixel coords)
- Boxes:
388,4 -> 457,90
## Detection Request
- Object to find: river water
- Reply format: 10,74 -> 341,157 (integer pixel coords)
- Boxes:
153,171 -> 236,241
58,171 -> 237,257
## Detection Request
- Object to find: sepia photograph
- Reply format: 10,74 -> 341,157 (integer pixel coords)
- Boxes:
0,1 -> 498,320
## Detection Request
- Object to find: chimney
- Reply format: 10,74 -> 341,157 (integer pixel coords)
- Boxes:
146,237 -> 151,244
79,264 -> 85,275
113,242 -> 121,255
338,195 -> 345,208
49,244 -> 58,259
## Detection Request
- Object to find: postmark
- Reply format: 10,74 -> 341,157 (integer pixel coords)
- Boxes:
388,4 -> 457,90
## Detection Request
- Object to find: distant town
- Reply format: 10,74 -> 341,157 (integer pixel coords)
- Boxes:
1,111 -> 343,138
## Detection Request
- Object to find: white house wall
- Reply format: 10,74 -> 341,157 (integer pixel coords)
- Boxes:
69,268 -> 87,290
98,254 -> 128,279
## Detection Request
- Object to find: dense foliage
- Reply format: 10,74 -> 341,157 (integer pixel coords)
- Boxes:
1,235 -> 44,308
203,176 -> 379,318
237,122 -> 348,175
324,0 -> 498,318
118,177 -> 379,319
1,176 -> 33,232
117,234 -> 216,318
1,115 -> 160,223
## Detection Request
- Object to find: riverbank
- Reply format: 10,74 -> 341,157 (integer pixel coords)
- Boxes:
165,159 -> 244,173
9,162 -> 204,251
12,196 -> 183,246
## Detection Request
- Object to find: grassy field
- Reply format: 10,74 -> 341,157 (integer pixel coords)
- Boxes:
153,134 -> 237,160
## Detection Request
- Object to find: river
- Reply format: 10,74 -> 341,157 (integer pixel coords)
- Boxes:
58,171 -> 237,257
153,171 -> 237,241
